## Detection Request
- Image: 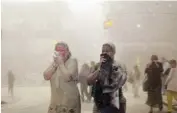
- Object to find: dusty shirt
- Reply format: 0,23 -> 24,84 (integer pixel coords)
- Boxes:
92,61 -> 127,109
49,58 -> 80,113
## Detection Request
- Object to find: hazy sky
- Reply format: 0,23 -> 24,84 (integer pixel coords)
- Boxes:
1,1 -> 177,85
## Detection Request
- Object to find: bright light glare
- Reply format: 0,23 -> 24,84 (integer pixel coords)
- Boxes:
66,0 -> 103,13
136,24 -> 141,28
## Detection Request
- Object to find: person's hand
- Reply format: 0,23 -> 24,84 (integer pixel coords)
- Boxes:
100,56 -> 106,63
55,56 -> 64,65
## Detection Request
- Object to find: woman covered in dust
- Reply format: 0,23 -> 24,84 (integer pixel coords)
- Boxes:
43,42 -> 81,113
79,63 -> 91,102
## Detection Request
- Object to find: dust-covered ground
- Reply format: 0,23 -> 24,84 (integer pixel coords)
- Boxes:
1,84 -> 173,113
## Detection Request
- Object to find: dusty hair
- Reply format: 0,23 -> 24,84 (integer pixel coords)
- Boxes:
102,43 -> 116,54
55,42 -> 71,59
151,55 -> 158,61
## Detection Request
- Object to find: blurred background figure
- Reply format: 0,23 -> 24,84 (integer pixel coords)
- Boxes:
130,65 -> 141,98
121,64 -> 128,92
145,55 -> 163,113
79,63 -> 91,102
88,61 -> 96,100
7,70 -> 15,98
90,61 -> 96,74
165,59 -> 177,113
161,57 -> 171,95
122,81 -> 128,92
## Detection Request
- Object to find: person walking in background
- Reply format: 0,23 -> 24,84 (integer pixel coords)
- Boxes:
165,59 -> 177,113
79,63 -> 91,102
90,61 -> 96,73
7,70 -> 15,98
131,65 -> 141,98
88,61 -> 96,100
161,57 -> 171,95
145,55 -> 163,113
121,64 -> 128,92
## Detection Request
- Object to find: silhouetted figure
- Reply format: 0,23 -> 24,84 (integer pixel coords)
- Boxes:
145,55 -> 163,113
7,70 -> 15,98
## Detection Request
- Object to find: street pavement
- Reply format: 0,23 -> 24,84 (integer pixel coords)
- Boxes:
1,86 -> 177,113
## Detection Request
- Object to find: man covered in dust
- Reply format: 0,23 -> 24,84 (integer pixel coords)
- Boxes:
78,63 -> 91,102
7,70 -> 15,98
87,43 -> 127,113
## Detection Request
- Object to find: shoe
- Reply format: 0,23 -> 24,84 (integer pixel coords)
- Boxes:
148,111 -> 153,113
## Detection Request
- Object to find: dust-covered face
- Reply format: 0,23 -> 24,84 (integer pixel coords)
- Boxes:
102,45 -> 114,59
55,45 -> 69,60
